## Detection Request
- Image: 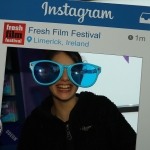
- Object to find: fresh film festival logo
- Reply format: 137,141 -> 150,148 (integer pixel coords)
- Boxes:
3,22 -> 26,45
42,2 -> 114,23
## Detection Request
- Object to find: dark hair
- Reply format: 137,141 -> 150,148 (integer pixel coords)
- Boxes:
45,50 -> 82,63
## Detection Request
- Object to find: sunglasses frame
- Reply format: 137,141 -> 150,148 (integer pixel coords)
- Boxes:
29,60 -> 101,88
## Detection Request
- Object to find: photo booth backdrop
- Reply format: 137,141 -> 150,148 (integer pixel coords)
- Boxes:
0,0 -> 150,150
78,53 -> 142,106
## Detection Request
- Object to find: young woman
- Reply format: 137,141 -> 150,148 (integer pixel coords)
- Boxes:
17,50 -> 136,150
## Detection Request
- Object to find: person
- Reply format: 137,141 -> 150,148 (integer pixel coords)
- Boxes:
17,50 -> 136,150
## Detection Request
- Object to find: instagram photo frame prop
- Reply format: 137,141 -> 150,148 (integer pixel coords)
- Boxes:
0,0 -> 150,149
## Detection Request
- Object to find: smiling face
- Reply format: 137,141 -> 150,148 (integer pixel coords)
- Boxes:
49,52 -> 78,101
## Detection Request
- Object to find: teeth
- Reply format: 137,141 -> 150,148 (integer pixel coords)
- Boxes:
57,85 -> 71,89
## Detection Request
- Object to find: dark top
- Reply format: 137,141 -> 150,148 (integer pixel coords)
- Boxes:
17,92 -> 136,150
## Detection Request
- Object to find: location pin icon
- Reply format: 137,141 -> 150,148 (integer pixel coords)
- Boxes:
27,36 -> 32,43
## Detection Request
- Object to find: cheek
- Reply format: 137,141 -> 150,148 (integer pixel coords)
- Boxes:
49,85 -> 55,93
74,86 -> 78,91
72,85 -> 79,94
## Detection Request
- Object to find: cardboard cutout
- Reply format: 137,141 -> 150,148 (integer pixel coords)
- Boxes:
0,1 -> 150,149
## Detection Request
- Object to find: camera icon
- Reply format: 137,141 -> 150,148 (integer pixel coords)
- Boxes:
139,12 -> 150,24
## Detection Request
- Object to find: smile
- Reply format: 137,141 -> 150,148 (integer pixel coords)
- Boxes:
57,85 -> 71,90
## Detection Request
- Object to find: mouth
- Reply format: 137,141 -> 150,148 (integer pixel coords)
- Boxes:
57,85 -> 72,90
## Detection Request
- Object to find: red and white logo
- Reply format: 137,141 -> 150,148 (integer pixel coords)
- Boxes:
2,22 -> 26,45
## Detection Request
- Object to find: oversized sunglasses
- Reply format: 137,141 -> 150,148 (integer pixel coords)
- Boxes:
29,60 -> 102,88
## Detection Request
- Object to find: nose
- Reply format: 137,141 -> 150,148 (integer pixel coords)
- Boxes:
61,68 -> 69,81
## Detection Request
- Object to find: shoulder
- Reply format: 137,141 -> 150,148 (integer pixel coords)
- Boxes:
79,91 -> 116,107
23,107 -> 43,125
78,91 -> 118,114
27,95 -> 53,119
23,97 -> 54,127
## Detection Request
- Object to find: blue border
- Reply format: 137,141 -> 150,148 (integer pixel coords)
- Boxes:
0,0 -> 150,30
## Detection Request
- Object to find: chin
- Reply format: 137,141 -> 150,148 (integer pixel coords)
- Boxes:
53,94 -> 76,102
53,89 -> 78,101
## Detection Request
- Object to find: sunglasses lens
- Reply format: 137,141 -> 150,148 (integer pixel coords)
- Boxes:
34,62 -> 60,84
71,64 -> 98,87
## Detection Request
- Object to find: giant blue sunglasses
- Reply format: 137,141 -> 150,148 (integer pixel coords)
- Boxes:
29,60 -> 102,88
